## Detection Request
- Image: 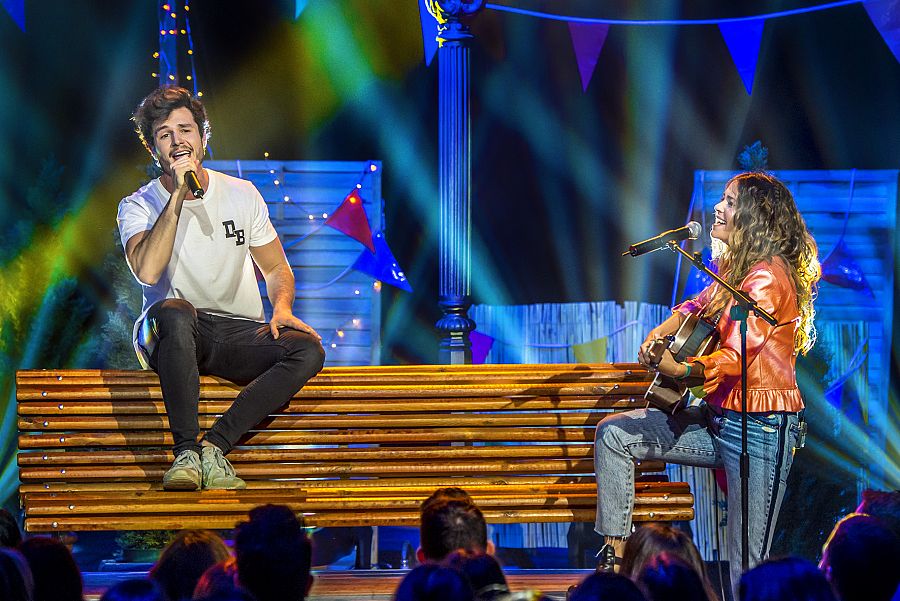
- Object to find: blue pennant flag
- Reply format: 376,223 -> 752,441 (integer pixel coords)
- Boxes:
419,0 -> 440,66
718,19 -> 764,94
864,0 -> 900,64
1,0 -> 24,31
351,231 -> 413,292
821,238 -> 874,297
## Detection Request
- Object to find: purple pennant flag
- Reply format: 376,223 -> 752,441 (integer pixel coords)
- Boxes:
821,239 -> 874,297
419,0 -> 440,66
718,19 -> 765,94
351,231 -> 413,292
469,331 -> 495,364
1,0 -> 24,31
568,22 -> 610,91
864,0 -> 900,63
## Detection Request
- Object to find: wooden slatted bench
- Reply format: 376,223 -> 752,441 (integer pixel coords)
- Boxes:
16,363 -> 693,534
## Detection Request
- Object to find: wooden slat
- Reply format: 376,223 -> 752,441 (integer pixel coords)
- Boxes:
16,363 -> 646,379
20,477 -> 680,495
19,412 -> 609,431
18,427 -> 601,449
22,503 -> 694,531
23,491 -> 692,516
21,459 -> 605,481
16,383 -> 647,402
16,396 -> 645,415
18,444 -> 598,465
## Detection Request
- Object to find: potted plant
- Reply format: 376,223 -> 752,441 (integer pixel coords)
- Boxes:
114,530 -> 174,563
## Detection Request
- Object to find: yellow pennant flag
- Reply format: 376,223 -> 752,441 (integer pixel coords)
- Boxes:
573,338 -> 607,363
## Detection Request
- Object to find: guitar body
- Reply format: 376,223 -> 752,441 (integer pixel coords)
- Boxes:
644,313 -> 720,413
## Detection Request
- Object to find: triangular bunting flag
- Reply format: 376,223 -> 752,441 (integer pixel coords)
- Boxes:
325,188 -> 375,252
568,22 -> 610,91
294,0 -> 308,19
419,0 -> 441,66
864,0 -> 900,63
573,337 -> 607,363
821,239 -> 874,297
1,0 -> 25,31
351,231 -> 413,292
470,331 -> 495,364
718,19 -> 764,94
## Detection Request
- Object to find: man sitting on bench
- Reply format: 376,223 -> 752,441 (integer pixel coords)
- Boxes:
117,86 -> 326,491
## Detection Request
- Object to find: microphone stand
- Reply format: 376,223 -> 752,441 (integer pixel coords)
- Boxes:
665,242 -> 777,574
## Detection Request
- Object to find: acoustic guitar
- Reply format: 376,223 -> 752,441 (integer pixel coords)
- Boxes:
644,312 -> 720,413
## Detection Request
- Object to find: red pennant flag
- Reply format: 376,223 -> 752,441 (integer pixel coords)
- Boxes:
325,189 -> 375,253
568,22 -> 610,91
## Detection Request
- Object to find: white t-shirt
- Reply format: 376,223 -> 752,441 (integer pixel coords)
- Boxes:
117,169 -> 278,366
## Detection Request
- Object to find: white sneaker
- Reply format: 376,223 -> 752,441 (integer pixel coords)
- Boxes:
201,445 -> 246,490
162,450 -> 201,491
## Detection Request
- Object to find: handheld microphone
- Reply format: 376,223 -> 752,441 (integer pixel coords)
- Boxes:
623,221 -> 702,257
185,170 -> 204,198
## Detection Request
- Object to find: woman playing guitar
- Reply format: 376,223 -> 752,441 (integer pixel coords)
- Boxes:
593,172 -> 820,592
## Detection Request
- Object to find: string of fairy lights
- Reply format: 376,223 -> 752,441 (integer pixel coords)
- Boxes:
258,156 -> 384,353
152,2 -> 201,96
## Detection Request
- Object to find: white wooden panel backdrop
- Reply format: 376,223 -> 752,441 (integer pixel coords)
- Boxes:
206,160 -> 383,367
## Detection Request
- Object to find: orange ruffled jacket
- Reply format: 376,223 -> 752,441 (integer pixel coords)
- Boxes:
675,256 -> 804,413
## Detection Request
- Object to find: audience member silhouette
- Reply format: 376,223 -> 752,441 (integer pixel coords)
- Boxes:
635,553 -> 712,601
193,557 -> 243,599
0,548 -> 33,601
233,504 -> 312,601
194,590 -> 258,601
819,513 -> 900,601
568,571 -> 647,601
739,556 -> 836,601
394,563 -> 475,601
620,524 -> 717,601
19,535 -> 84,601
443,552 -> 509,600
418,499 -> 492,563
420,488 -> 476,512
0,509 -> 23,548
149,529 -> 230,601
856,489 -> 900,539
99,578 -> 168,601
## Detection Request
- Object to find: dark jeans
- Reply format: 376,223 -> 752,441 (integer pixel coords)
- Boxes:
143,298 -> 326,456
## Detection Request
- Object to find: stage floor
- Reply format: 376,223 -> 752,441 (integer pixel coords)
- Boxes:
83,568 -> 591,600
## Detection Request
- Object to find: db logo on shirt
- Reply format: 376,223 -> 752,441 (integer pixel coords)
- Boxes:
222,220 -> 245,245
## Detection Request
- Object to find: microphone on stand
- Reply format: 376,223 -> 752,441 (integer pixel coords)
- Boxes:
622,221 -> 702,257
185,170 -> 204,198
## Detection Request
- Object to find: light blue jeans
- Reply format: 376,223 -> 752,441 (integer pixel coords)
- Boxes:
594,405 -> 801,590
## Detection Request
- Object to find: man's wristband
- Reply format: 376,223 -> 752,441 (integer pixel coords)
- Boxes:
676,362 -> 692,380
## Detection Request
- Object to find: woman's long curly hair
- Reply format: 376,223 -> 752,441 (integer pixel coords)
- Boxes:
704,172 -> 820,355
